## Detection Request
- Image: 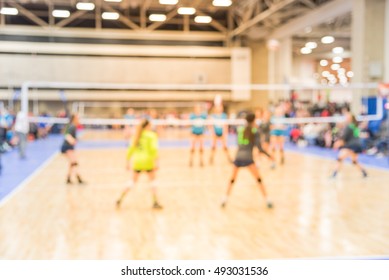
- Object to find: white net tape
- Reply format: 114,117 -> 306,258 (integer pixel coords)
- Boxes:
21,81 -> 384,126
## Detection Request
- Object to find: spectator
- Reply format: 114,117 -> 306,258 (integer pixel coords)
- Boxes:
15,111 -> 29,159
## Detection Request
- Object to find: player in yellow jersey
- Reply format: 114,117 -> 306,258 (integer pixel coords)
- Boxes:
116,119 -> 162,209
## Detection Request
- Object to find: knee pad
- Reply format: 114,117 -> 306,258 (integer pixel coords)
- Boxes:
125,180 -> 135,189
223,147 -> 228,151
337,158 -> 341,162
352,160 -> 357,165
190,149 -> 195,153
149,180 -> 158,189
257,178 -> 262,184
230,179 -> 235,184
71,162 -> 78,167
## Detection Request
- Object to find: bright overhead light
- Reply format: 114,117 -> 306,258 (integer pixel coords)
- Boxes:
332,56 -> 343,63
212,0 -> 232,7
76,2 -> 95,11
320,59 -> 328,67
338,68 -> 346,74
331,64 -> 340,71
300,47 -> 312,54
305,42 -> 317,49
322,71 -> 330,77
321,36 -> 335,44
332,47 -> 344,54
104,0 -> 122,2
177,7 -> 196,15
194,15 -> 212,24
159,0 -> 179,4
52,10 -> 70,18
102,12 -> 119,20
149,14 -> 167,22
347,71 -> 354,78
0,7 -> 18,15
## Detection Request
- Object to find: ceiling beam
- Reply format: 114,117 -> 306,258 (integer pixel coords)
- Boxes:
102,3 -> 140,30
147,9 -> 177,31
8,2 -> 48,27
56,10 -> 87,28
197,10 -> 227,34
299,0 -> 316,9
268,0 -> 352,39
229,0 -> 298,38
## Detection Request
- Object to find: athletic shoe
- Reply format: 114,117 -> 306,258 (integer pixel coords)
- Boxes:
116,200 -> 121,209
77,177 -> 85,185
362,170 -> 368,178
267,202 -> 273,209
221,202 -> 226,208
331,171 -> 338,178
66,178 -> 73,184
153,202 -> 163,210
270,162 -> 276,170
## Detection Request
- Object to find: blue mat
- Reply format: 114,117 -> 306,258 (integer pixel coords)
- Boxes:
0,135 -> 62,203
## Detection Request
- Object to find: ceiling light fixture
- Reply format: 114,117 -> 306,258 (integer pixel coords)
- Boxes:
159,0 -> 179,4
52,10 -> 70,18
102,12 -> 120,20
177,7 -> 196,15
321,36 -> 335,44
76,2 -> 95,11
194,15 -> 212,23
300,47 -> 312,54
212,0 -> 232,7
149,14 -> 167,22
0,7 -> 18,15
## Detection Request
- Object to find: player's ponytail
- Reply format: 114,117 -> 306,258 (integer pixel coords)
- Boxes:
132,119 -> 149,148
244,113 -> 256,145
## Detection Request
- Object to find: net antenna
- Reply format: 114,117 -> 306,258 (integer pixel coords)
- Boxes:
21,81 -> 384,126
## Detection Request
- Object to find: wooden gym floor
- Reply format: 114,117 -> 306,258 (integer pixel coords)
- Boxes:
0,144 -> 388,259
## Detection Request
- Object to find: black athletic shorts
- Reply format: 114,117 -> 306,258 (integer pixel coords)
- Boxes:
61,144 -> 74,154
233,159 -> 255,167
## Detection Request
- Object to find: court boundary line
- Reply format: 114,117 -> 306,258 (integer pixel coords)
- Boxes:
285,149 -> 389,172
0,152 -> 59,208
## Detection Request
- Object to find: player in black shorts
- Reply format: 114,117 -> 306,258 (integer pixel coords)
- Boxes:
257,109 -> 276,169
221,112 -> 273,209
61,114 -> 85,184
332,112 -> 368,178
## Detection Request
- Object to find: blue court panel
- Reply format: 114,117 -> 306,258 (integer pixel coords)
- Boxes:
0,135 -> 62,202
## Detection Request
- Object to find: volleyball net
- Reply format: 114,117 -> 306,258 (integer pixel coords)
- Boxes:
15,81 -> 386,129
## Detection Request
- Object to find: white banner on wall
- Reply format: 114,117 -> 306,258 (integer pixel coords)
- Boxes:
231,48 -> 252,101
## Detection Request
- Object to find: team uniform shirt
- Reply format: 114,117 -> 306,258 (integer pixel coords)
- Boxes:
190,113 -> 207,135
259,121 -> 271,143
124,114 -> 136,125
341,124 -> 362,153
234,126 -> 262,167
127,130 -> 158,171
270,116 -> 286,136
61,124 -> 77,153
212,113 -> 227,137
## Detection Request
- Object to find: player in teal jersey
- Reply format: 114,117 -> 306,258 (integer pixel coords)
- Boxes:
270,105 -> 287,165
189,104 -> 207,167
123,108 -> 136,141
209,105 -> 231,164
